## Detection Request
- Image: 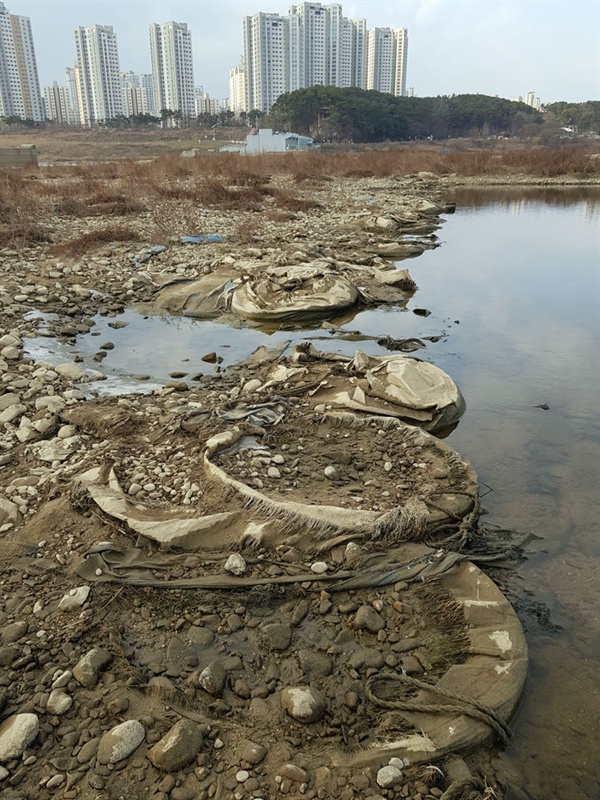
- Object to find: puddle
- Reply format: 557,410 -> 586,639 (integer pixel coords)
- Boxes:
24,302 -> 452,395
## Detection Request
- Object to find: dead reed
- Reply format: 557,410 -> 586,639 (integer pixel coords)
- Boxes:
0,143 -> 595,254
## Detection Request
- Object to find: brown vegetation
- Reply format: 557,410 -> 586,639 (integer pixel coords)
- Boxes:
0,141 -> 596,254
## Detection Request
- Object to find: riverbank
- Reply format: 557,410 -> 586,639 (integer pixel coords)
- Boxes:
0,152 -> 597,799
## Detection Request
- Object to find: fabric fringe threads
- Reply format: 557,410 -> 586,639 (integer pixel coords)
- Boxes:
373,498 -> 430,542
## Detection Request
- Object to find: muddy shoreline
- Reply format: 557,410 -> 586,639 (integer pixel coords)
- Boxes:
0,167 -> 594,800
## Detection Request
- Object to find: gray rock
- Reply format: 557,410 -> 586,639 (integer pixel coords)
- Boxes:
224,553 -> 247,576
238,739 -> 266,765
1,620 -> 27,644
73,648 -> 112,688
298,649 -> 333,679
0,403 -> 26,424
377,764 -> 404,788
147,719 -> 204,772
96,719 -> 145,764
0,393 -> 20,411
55,362 -> 86,381
0,714 -> 39,762
46,690 -> 72,716
0,647 -> 18,666
262,623 -> 292,652
280,763 -> 309,783
353,604 -> 385,633
76,737 -> 100,764
280,686 -> 326,724
348,647 -> 385,671
198,661 -> 227,696
57,585 -> 90,612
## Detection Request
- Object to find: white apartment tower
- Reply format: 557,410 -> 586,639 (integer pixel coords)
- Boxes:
44,81 -> 78,125
74,24 -> 122,126
140,74 -> 155,115
243,13 -> 286,113
149,21 -> 195,120
367,27 -> 408,96
229,63 -> 247,115
0,2 -> 43,121
351,18 -> 367,89
325,3 -> 353,88
239,3 -> 381,113
392,28 -> 408,97
289,3 -> 327,88
366,28 -> 393,93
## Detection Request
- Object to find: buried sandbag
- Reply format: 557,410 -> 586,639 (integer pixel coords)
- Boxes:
230,265 -> 359,322
152,274 -> 237,318
204,410 -> 479,544
71,465 -> 242,549
151,259 -> 416,324
240,345 -> 465,434
74,541 -> 527,771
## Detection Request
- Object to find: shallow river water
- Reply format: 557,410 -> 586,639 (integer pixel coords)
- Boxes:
27,187 -> 599,799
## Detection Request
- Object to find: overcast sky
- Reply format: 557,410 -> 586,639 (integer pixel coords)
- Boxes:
10,0 -> 600,104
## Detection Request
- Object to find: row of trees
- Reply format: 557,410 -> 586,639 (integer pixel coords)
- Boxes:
543,101 -> 599,133
268,88 -> 546,142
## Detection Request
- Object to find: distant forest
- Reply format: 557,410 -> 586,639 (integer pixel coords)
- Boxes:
267,88 -> 599,143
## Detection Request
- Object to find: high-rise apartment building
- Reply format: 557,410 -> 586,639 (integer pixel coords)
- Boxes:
392,28 -> 408,98
326,3 -> 353,88
366,27 -> 408,96
289,3 -> 327,88
366,28 -> 392,93
140,74 -> 155,116
74,24 -> 122,126
351,19 -> 367,90
243,12 -> 286,113
0,2 -> 43,121
43,80 -> 78,125
149,21 -> 195,120
238,2 -> 404,113
229,63 -> 247,115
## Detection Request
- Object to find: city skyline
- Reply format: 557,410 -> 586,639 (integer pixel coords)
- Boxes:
7,1 -> 600,105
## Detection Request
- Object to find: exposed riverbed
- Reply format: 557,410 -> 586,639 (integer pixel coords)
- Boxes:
27,186 -> 600,798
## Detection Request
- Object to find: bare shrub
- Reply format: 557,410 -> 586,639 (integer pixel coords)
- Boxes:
274,189 -> 322,213
50,226 -> 141,258
234,217 -> 265,244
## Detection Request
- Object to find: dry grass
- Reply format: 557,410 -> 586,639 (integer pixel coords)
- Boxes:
50,226 -> 142,258
0,140 -> 596,254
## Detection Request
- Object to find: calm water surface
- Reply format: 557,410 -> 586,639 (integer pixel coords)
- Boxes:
27,188 -> 600,799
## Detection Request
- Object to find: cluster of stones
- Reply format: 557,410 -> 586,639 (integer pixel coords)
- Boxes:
0,548 -> 454,799
215,417 -> 435,511
0,173 -> 476,798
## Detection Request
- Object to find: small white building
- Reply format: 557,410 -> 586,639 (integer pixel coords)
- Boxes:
245,128 -> 314,154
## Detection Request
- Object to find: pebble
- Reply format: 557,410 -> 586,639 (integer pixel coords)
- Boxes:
46,690 -> 72,716
280,686 -> 326,724
199,661 -> 227,695
224,553 -> 247,576
310,561 -> 328,574
57,585 -> 90,612
376,765 -> 404,789
0,714 -> 39,761
96,720 -> 146,764
353,605 -> 385,633
73,648 -> 113,689
147,720 -> 204,772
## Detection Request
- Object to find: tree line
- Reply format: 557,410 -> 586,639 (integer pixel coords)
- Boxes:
267,88 -> 549,142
